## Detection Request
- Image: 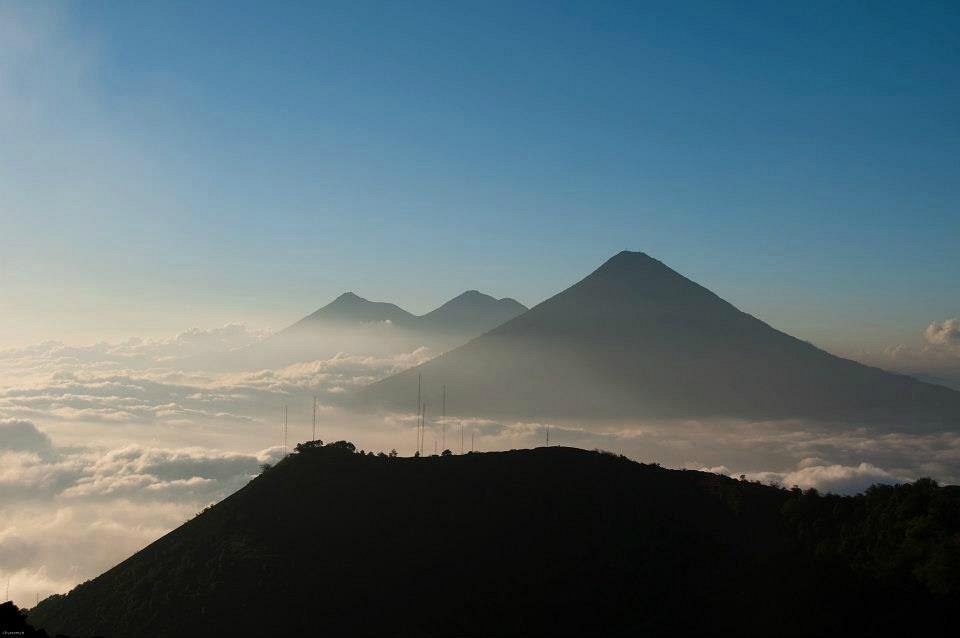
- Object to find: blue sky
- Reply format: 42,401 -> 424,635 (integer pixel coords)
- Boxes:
0,0 -> 957,353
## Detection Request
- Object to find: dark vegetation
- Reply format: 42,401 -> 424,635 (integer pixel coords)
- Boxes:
782,479 -> 960,597
28,443 -> 959,637
0,600 -> 85,637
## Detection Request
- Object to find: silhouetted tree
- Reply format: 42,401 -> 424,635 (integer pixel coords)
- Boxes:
781,476 -> 960,596
326,441 -> 356,454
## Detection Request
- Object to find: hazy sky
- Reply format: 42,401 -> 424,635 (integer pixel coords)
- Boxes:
1,1 -> 958,353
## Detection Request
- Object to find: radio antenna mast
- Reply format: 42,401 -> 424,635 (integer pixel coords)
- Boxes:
441,385 -> 446,451
416,373 -> 421,455
312,395 -> 317,442
422,402 -> 428,455
283,405 -> 288,455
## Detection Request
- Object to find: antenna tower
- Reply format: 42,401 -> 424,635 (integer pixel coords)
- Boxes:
441,385 -> 446,451
416,373 -> 422,455
422,402 -> 428,455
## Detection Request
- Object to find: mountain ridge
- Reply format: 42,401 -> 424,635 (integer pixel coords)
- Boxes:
226,290 -> 528,369
285,289 -> 528,334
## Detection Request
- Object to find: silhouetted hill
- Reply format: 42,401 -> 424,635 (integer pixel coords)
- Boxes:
29,443 -> 958,637
230,291 -> 527,369
361,251 -> 960,428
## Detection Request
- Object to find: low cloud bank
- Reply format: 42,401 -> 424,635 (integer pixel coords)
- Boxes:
0,330 -> 438,608
0,418 -> 284,607
742,459 -> 905,495
0,333 -> 433,433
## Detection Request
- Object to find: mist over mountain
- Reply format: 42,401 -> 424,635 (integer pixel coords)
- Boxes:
27,444 -> 958,638
227,290 -> 527,369
361,251 -> 960,429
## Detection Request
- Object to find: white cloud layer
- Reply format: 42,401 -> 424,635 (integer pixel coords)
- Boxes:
0,418 -> 285,608
743,459 -> 905,495
0,327 -> 437,607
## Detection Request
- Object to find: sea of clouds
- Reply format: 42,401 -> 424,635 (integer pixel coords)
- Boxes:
3,321 -> 960,607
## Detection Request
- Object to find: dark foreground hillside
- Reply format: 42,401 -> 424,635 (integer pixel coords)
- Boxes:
30,444 -> 958,637
0,601 -> 81,638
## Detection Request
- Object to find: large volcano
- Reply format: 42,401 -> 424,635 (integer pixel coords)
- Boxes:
360,251 -> 960,428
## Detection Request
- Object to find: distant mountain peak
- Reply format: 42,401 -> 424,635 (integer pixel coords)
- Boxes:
294,292 -> 417,329
419,290 -> 528,334
449,289 -> 491,302
590,250 -> 678,279
269,287 -> 528,361
566,249 -> 723,310
441,290 -> 523,307
613,249 -> 651,260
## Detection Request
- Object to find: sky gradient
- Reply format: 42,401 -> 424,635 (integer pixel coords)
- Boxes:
1,1 -> 958,354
